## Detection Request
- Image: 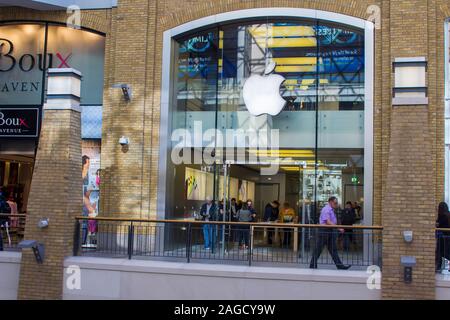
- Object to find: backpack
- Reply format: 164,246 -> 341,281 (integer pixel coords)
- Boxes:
341,208 -> 355,225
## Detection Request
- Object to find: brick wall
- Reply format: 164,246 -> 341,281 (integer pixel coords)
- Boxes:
101,0 -> 447,299
17,109 -> 82,300
0,6 -> 111,300
2,0 -> 450,299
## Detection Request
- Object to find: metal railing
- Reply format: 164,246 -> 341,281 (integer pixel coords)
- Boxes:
74,217 -> 383,270
0,214 -> 27,251
436,228 -> 450,271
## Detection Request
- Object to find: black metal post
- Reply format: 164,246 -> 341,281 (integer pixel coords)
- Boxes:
186,223 -> 192,263
73,219 -> 80,256
128,222 -> 134,260
248,226 -> 252,266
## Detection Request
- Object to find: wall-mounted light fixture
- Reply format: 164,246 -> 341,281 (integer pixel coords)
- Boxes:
18,240 -> 45,264
393,57 -> 428,106
403,230 -> 413,243
112,83 -> 132,102
37,218 -> 49,229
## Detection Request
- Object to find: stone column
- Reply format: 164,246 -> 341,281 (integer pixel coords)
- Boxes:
381,0 -> 436,299
18,68 -> 82,300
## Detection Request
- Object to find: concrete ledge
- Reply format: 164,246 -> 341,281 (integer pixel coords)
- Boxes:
65,256 -> 370,283
64,257 -> 381,300
435,274 -> 450,300
0,251 -> 21,263
0,251 -> 21,300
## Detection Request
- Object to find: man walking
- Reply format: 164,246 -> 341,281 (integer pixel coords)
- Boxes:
309,197 -> 351,270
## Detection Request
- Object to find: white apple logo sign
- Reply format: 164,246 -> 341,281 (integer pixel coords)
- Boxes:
243,61 -> 286,116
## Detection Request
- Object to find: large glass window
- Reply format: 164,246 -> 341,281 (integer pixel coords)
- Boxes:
446,20 -> 450,204
165,18 -> 366,230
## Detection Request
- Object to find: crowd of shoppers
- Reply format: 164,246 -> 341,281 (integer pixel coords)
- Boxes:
199,194 -> 357,268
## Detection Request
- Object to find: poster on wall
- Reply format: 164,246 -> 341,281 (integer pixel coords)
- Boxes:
229,177 -> 239,200
185,167 -> 209,200
302,169 -> 342,205
238,180 -> 255,202
82,141 -> 101,216
82,140 -> 101,247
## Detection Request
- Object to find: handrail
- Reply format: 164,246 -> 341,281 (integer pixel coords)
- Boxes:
0,214 -> 27,218
74,216 -> 383,230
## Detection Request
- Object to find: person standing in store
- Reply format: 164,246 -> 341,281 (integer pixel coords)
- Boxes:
0,189 -> 11,251
264,201 -> 279,245
341,201 -> 357,252
6,194 -> 18,228
236,200 -> 243,212
246,199 -> 257,221
279,202 -> 295,248
310,196 -> 351,270
82,189 -> 96,245
237,203 -> 253,249
353,201 -> 362,221
200,196 -> 217,250
217,199 -> 225,244
435,202 -> 450,271
230,198 -> 238,243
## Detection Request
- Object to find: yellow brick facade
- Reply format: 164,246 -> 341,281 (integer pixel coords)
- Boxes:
2,0 -> 450,299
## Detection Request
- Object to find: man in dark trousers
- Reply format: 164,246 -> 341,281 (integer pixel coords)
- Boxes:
200,196 -> 217,250
264,201 -> 280,245
310,197 -> 351,270
341,201 -> 357,252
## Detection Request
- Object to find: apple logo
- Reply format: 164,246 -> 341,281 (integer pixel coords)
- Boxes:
243,61 -> 286,116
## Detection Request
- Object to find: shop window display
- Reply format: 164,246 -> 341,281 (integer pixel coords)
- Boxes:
165,17 -> 367,236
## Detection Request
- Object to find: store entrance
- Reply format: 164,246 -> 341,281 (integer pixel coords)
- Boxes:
0,155 -> 34,214
0,155 -> 33,247
211,161 -> 305,256
215,157 -> 365,254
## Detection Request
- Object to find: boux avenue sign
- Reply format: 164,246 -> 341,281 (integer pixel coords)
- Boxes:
0,108 -> 39,137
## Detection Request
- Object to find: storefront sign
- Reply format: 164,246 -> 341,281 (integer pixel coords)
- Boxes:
0,108 -> 39,137
0,24 -> 105,106
243,63 -> 286,116
183,32 -> 215,53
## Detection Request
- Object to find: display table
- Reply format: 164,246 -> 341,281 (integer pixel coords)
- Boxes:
250,223 -> 299,252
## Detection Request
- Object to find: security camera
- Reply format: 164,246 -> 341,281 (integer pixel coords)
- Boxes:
119,136 -> 129,146
112,83 -> 132,102
38,218 -> 49,229
121,85 -> 132,101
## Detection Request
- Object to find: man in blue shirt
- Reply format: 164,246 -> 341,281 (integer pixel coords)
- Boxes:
309,196 -> 351,270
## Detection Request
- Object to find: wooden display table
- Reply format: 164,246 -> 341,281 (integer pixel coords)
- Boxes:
250,223 -> 299,252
